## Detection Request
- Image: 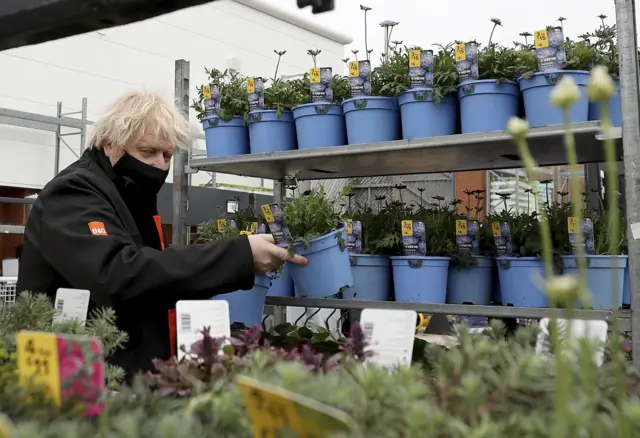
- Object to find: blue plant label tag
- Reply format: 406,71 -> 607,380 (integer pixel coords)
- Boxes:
310,67 -> 333,103
455,315 -> 489,333
455,219 -> 480,255
202,84 -> 220,116
348,60 -> 371,97
401,220 -> 426,256
455,42 -> 479,83
346,219 -> 363,254
247,77 -> 265,111
568,217 -> 595,255
492,221 -> 513,257
534,27 -> 567,71
260,204 -> 292,244
257,222 -> 267,234
408,49 -> 434,89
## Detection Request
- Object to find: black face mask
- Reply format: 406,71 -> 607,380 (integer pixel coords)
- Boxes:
112,152 -> 169,196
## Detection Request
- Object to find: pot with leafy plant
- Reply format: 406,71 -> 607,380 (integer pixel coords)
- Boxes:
196,216 -> 271,326
518,25 -> 596,127
246,50 -> 301,154
194,68 -> 250,157
290,49 -> 349,150
395,43 -> 459,139
585,16 -> 622,126
456,20 -> 535,134
262,184 -> 353,299
389,190 -> 453,304
446,190 -> 495,305
341,16 -> 401,145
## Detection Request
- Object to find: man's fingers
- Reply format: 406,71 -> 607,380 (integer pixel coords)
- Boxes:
273,246 -> 307,266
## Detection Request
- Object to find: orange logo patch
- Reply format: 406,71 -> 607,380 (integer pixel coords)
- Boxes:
88,221 -> 108,236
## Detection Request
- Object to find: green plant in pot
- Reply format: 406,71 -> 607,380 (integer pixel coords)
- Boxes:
261,182 -> 353,299
192,68 -> 250,157
246,50 -> 305,154
289,50 -> 350,149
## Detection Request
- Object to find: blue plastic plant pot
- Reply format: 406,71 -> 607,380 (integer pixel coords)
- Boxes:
202,115 -> 249,157
562,255 -> 627,310
623,264 -> 630,306
588,78 -> 622,127
342,96 -> 401,145
248,110 -> 297,154
342,254 -> 392,301
390,256 -> 451,304
518,70 -> 590,128
497,257 -> 548,307
267,263 -> 294,297
397,89 -> 457,139
289,225 -> 353,298
458,80 -> 519,134
446,256 -> 494,305
212,275 -> 271,327
292,103 -> 346,150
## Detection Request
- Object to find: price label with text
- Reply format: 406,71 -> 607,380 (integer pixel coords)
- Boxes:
455,43 -> 466,62
456,219 -> 468,236
401,220 -> 413,236
236,375 -> 358,438
409,50 -> 421,67
534,29 -> 549,49
349,61 -> 359,77
16,332 -> 61,405
250,222 -> 259,233
567,217 -> 578,234
310,68 -> 321,83
202,85 -> 212,99
346,219 -> 353,235
492,222 -> 502,237
217,219 -> 227,232
261,205 -> 275,223
247,78 -> 255,93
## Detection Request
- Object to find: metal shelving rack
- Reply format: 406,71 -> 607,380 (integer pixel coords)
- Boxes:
172,0 -> 640,363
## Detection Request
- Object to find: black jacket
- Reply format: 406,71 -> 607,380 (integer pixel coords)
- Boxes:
17,148 -> 256,377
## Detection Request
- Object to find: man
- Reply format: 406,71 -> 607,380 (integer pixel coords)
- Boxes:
17,91 -> 306,376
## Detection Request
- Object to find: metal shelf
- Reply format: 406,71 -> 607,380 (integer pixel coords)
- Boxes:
264,297 -> 631,331
189,122 -> 622,181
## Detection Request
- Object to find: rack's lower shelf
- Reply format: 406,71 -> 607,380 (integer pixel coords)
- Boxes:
264,297 -> 631,331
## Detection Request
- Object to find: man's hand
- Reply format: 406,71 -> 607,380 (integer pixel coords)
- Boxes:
247,234 -> 307,274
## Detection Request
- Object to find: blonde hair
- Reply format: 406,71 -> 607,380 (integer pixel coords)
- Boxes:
88,90 -> 194,151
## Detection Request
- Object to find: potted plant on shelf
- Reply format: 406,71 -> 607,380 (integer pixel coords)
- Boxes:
456,19 -> 537,134
341,12 -> 402,145
446,189 -> 495,306
290,50 -> 350,150
393,42 -> 459,139
246,50 -> 304,155
518,24 -> 596,127
261,183 -> 353,299
196,212 -> 272,327
193,68 -> 250,158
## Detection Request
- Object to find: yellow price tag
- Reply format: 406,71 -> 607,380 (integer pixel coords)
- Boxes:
247,78 -> 255,93
236,375 -> 358,438
217,219 -> 227,232
534,29 -> 549,49
456,219 -> 468,236
240,231 -> 252,235
346,219 -> 353,235
568,217 -> 578,234
261,205 -> 275,223
348,61 -> 359,77
401,220 -> 413,236
455,43 -> 466,62
310,68 -> 321,83
250,222 -> 259,233
16,331 -> 61,405
409,50 -> 421,67
202,85 -> 212,99
492,222 -> 502,237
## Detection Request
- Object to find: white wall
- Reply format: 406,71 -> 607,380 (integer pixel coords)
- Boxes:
0,0 -> 351,190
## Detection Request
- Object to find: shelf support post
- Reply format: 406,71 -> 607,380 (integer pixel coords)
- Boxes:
615,0 -> 640,364
173,59 -> 190,247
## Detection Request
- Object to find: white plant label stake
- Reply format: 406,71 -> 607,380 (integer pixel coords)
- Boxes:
52,288 -> 90,326
535,317 -> 608,366
175,300 -> 230,360
360,309 -> 416,368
